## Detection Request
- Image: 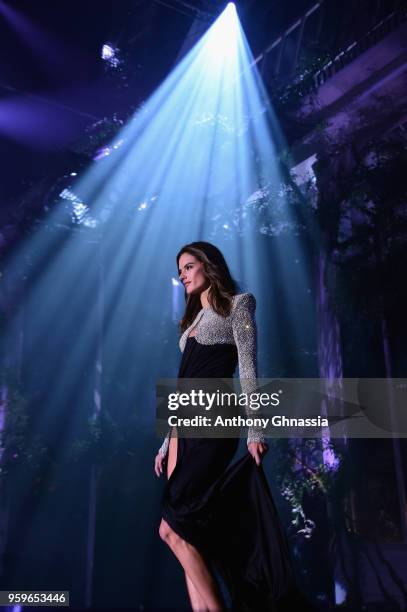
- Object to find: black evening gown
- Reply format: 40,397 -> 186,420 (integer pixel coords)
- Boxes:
162,336 -> 314,611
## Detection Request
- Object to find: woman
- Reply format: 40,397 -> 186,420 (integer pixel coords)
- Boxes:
154,242 -> 312,611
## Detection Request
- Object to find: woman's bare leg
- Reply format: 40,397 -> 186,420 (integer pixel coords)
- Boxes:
166,433 -> 208,611
185,573 -> 208,612
160,432 -> 224,611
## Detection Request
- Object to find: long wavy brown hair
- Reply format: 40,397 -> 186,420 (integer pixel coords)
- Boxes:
177,241 -> 239,333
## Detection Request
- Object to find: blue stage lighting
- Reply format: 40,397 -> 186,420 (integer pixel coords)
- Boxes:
3,0 -> 314,471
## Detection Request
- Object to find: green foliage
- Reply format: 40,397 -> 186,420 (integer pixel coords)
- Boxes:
268,438 -> 346,540
319,139 -> 407,320
270,45 -> 333,114
0,368 -> 137,488
0,369 -> 50,482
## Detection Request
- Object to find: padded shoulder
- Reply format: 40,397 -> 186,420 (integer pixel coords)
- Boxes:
232,292 -> 256,312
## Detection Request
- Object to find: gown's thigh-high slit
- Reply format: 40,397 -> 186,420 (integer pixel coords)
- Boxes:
163,429 -> 226,609
167,428 -> 178,481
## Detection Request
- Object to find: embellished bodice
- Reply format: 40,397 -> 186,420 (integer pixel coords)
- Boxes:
179,296 -> 246,352
158,292 -> 265,456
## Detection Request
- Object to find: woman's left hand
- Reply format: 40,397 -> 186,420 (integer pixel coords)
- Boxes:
248,441 -> 269,466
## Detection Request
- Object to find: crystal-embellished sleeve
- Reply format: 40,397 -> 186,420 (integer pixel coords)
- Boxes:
158,430 -> 170,458
231,293 -> 266,445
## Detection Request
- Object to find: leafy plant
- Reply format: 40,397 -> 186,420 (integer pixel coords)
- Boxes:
268,437 -> 345,540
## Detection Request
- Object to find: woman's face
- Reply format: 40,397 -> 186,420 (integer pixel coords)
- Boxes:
178,253 -> 208,295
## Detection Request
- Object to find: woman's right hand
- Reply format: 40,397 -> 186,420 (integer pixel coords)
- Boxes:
248,441 -> 269,466
154,452 -> 165,477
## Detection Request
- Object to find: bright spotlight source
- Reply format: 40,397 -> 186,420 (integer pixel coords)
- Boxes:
207,1 -> 238,59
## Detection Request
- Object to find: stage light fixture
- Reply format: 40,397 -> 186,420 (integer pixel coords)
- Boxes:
101,43 -> 120,67
101,43 -> 115,60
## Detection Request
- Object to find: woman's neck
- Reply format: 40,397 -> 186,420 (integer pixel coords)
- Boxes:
200,287 -> 211,310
